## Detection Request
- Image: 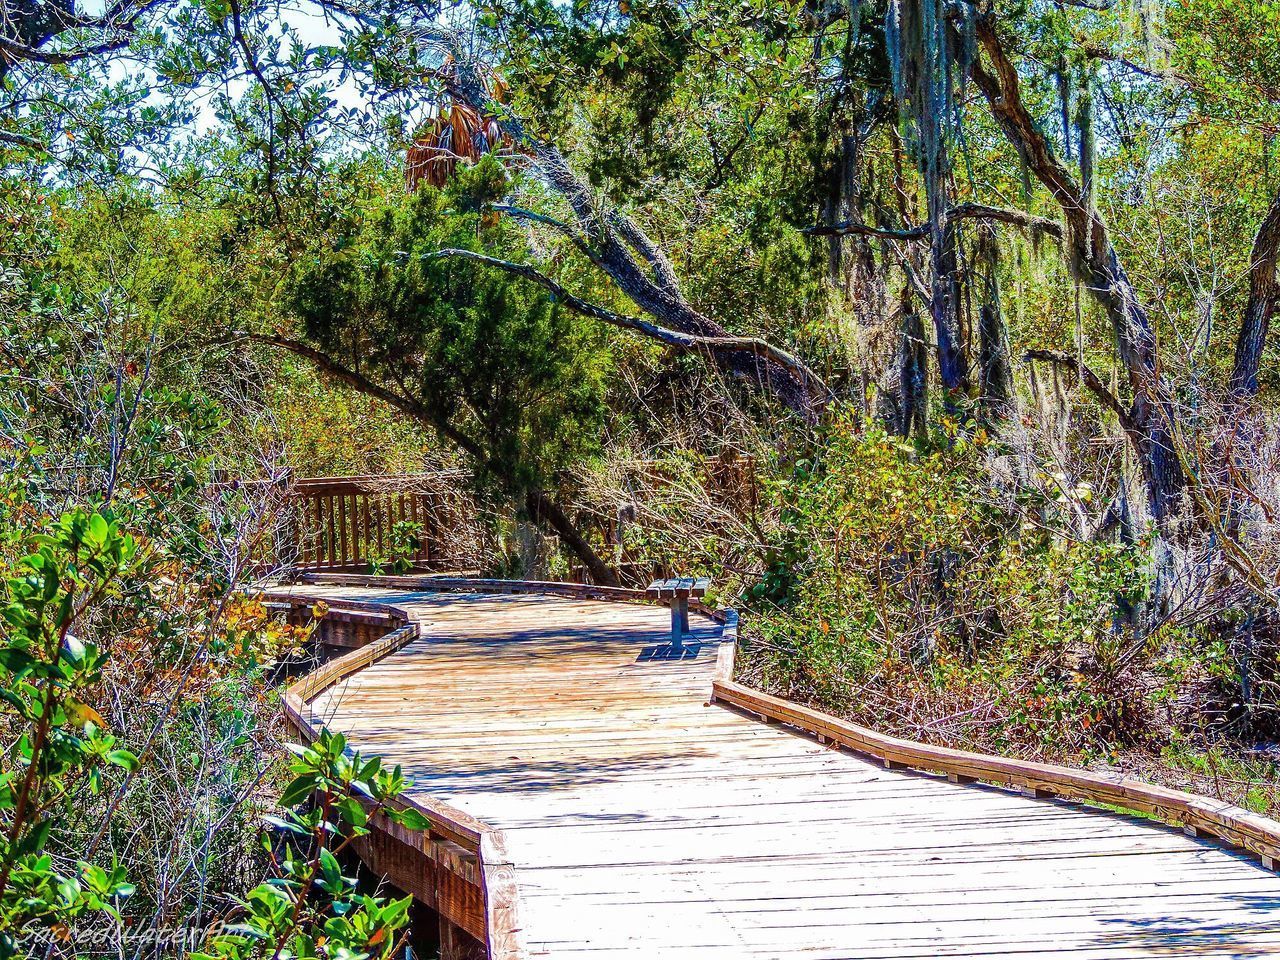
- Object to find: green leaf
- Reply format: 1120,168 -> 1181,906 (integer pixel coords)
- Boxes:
318,847 -> 344,890
278,774 -> 319,808
336,796 -> 368,828
105,749 -> 140,772
263,814 -> 309,836
0,648 -> 37,674
387,807 -> 431,832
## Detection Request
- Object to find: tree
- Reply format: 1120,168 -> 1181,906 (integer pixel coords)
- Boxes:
274,160 -> 620,584
407,32 -> 833,420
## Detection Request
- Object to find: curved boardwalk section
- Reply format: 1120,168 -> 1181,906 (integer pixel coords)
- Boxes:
290,584 -> 1280,959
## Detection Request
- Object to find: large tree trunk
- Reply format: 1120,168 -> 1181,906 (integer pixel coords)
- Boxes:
978,302 -> 1014,419
1217,191 -> 1280,548
930,205 -> 969,405
975,225 -> 1015,420
1220,194 -> 1280,728
525,488 -> 620,587
970,17 -> 1184,524
1229,192 -> 1280,401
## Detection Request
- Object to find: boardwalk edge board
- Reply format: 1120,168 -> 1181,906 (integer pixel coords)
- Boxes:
266,587 -> 527,959
269,575 -> 1280,959
708,679 -> 1280,870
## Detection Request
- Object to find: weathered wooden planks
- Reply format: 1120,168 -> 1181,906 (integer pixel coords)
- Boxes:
283,580 -> 1280,959
272,588 -> 524,958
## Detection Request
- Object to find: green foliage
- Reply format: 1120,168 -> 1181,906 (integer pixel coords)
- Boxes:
368,519 -> 424,576
289,165 -> 611,499
193,729 -> 419,960
1169,0 -> 1280,130
0,510 -> 140,957
0,501 -> 411,958
745,411 -> 1161,755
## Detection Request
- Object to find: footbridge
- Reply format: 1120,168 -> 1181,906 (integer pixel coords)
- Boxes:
271,576 -> 1280,960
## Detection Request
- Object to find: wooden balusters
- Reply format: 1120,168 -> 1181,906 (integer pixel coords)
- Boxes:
291,475 -> 459,573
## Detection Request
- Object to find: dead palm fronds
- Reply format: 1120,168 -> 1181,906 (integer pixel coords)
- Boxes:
405,71 -> 512,190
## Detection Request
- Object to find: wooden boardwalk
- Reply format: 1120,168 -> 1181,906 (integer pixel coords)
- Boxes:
291,584 -> 1280,959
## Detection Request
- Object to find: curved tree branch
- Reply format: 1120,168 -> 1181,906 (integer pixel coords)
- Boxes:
806,220 -> 929,240
972,14 -> 1184,522
948,203 -> 1064,239
0,32 -> 131,65
240,331 -> 479,447
1229,191 -> 1280,402
0,0 -> 166,69
414,39 -> 825,417
493,204 -> 603,264
1024,349 -> 1138,439
807,203 -> 1063,241
0,129 -> 44,149
426,248 -> 832,404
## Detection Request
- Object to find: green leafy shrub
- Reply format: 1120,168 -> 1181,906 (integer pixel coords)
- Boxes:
193,729 -> 422,960
742,412 -> 1161,759
0,510 -> 141,957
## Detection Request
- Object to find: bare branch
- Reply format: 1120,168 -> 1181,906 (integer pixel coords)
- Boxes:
0,129 -> 45,150
0,0 -> 167,68
237,330 -> 489,451
427,248 -> 831,402
0,32 -> 131,65
806,203 -> 1063,240
1082,44 -> 1195,87
1023,349 -> 1138,438
949,203 -> 1064,239
605,208 -> 685,293
493,204 -> 603,264
805,221 -> 929,240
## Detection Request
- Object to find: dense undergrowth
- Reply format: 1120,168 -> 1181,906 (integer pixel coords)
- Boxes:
722,415 -> 1280,816
0,199 -> 417,953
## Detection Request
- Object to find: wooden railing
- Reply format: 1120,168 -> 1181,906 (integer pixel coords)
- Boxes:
287,457 -> 760,583
271,574 -> 1278,960
292,473 -> 486,573
270,590 -> 520,959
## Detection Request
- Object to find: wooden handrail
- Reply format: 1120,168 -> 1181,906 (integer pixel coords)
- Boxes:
297,571 -> 652,603
270,589 -> 525,957
285,463 -> 758,584
293,471 -> 468,487
290,479 -> 455,572
711,678 -> 1280,870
